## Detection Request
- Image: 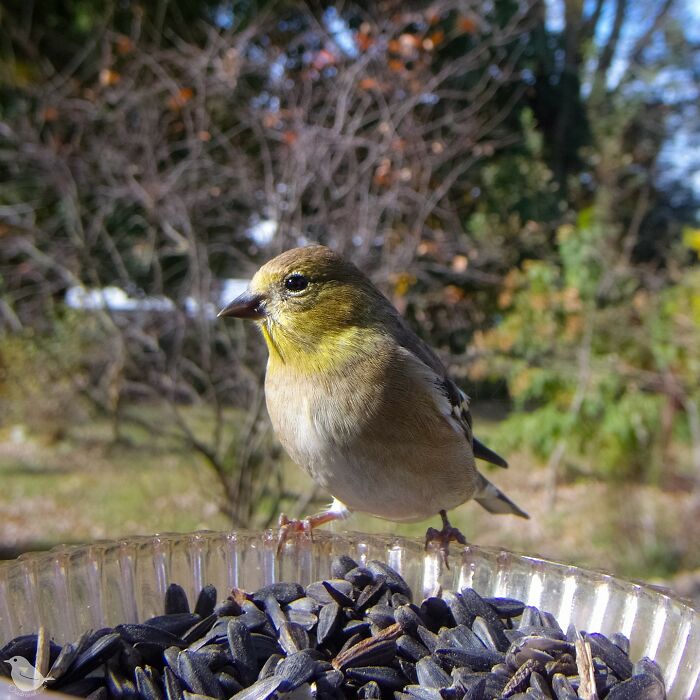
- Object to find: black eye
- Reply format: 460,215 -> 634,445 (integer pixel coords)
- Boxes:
284,273 -> 309,293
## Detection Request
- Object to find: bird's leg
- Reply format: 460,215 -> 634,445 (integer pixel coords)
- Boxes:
277,499 -> 350,554
424,509 -> 468,569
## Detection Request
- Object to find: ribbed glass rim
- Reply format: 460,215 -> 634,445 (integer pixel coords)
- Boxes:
0,530 -> 698,699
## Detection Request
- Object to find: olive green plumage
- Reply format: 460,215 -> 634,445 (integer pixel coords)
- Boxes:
219,245 -> 527,524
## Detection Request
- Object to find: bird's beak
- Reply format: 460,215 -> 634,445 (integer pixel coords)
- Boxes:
218,290 -> 267,320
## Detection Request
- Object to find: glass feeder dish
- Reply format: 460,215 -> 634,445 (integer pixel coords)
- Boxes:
0,530 -> 698,699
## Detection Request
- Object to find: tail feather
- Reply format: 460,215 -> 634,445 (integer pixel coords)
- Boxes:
474,473 -> 529,519
473,437 -> 508,468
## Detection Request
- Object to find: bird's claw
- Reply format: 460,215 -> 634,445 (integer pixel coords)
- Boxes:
424,510 -> 468,570
277,513 -> 313,555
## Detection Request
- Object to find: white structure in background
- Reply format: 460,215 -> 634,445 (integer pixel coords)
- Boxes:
65,279 -> 251,319
65,286 -> 175,312
246,216 -> 277,246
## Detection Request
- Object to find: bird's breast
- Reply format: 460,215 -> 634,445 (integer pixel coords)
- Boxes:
264,347 -> 477,520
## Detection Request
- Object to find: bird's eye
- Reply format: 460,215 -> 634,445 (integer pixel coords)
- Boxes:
284,273 -> 309,293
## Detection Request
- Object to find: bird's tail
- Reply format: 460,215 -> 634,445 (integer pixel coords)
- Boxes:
474,473 -> 529,518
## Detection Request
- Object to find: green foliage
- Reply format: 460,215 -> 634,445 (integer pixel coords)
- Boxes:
474,213 -> 700,481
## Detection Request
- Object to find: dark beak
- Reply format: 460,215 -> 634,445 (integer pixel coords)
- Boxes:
218,291 -> 266,320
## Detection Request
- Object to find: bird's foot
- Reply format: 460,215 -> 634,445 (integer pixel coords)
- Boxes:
277,509 -> 344,555
424,509 -> 468,570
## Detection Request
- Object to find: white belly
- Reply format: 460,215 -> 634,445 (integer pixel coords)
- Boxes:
266,377 -> 476,522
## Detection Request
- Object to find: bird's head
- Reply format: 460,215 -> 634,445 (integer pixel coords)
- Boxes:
6,656 -> 27,668
219,245 -> 390,370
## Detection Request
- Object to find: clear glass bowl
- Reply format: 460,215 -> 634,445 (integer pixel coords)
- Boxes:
0,530 -> 698,699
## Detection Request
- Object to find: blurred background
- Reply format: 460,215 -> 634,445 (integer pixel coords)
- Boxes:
0,0 -> 699,604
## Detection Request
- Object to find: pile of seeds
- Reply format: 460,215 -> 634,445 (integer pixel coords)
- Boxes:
0,555 -> 667,699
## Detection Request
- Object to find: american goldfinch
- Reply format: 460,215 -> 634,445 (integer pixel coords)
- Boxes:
219,245 -> 527,558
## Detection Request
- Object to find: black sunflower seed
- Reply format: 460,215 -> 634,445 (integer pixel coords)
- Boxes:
321,580 -> 355,608
612,632 -> 631,656
144,613 -> 200,636
396,634 -> 430,662
433,646 -> 505,671
395,604 -> 424,635
163,667 -> 183,700
275,650 -> 317,690
175,650 -> 221,698
551,672 -> 578,700
397,657 -> 418,684
345,665 -> 406,690
443,591 -> 474,627
227,619 -> 258,686
366,561 -> 412,599
194,585 -> 218,618
484,597 -> 527,619
345,567 -> 375,589
116,624 -> 184,650
357,679 -> 382,698
216,671 -> 242,696
306,579 -> 354,604
135,666 -> 164,700
229,675 -> 283,700
634,656 -> 664,683
355,577 -> 387,611
415,656 -> 451,688
585,632 -> 633,680
317,601 -> 342,645
331,555 -> 358,579
164,584 -> 190,615
252,582 -> 305,606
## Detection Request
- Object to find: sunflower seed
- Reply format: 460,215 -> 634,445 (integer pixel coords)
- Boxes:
355,577 -> 387,611
415,656 -> 451,688
344,567 -> 375,589
192,585 -> 217,619
164,584 -> 190,615
550,673 -> 577,700
484,597 -> 527,619
585,632 -> 633,680
357,680 -> 382,698
395,604 -> 424,635
606,672 -> 666,699
162,667 -> 183,700
175,650 -> 221,698
330,555 -> 358,579
318,580 -> 354,608
117,624 -> 184,650
345,665 -> 406,689
397,634 -> 430,661
404,686 -> 443,700
366,604 -> 396,629
252,582 -> 305,606
229,675 -> 283,700
144,614 -> 197,638
306,579 -> 354,604
366,561 -> 412,599
275,650 -> 317,690
135,666 -> 164,700
433,646 -> 505,671
332,636 -> 396,670
317,601 -> 342,645
413,625 -> 438,653
227,619 -> 258,686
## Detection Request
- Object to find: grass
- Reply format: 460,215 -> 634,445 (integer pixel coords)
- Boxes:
1,404 -> 699,604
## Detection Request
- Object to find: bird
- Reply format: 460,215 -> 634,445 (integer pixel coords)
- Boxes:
219,245 -> 527,561
5,655 -> 53,692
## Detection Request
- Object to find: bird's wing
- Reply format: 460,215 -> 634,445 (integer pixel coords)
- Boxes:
391,313 -> 508,468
